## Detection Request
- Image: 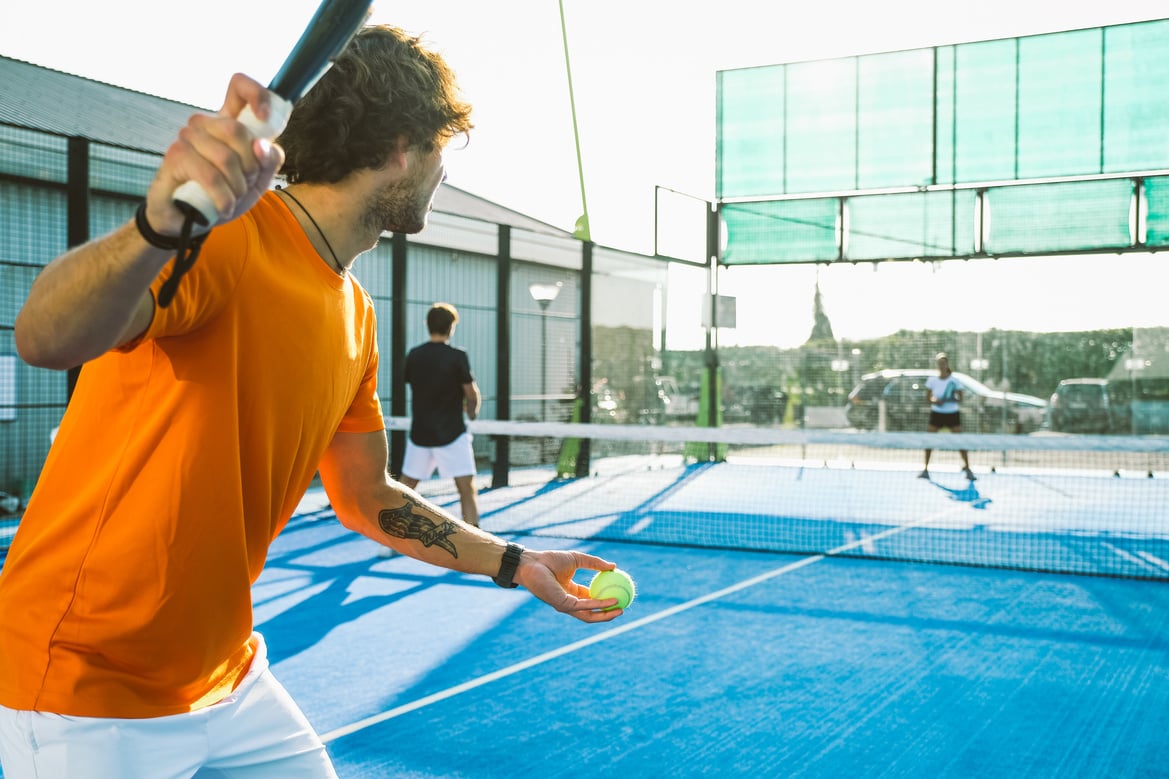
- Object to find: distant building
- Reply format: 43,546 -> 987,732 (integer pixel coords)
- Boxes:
0,55 -> 676,499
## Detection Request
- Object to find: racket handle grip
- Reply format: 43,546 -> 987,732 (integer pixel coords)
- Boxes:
172,95 -> 294,225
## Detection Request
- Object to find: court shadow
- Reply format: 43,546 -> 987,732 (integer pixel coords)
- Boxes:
929,479 -> 992,509
478,474 -> 582,520
481,461 -> 717,538
257,522 -> 487,665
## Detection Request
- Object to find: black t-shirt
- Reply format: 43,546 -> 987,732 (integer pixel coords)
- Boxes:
405,341 -> 474,446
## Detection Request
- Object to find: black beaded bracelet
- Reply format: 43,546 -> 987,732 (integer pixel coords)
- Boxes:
135,202 -> 187,251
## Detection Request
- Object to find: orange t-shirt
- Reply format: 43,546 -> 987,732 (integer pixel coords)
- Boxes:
0,192 -> 384,718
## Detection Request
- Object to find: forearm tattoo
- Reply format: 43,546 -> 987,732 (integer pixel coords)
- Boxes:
378,494 -> 459,558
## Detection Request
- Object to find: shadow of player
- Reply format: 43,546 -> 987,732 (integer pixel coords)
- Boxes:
929,478 -> 992,509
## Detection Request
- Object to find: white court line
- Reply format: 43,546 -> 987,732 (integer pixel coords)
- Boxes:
1102,543 -> 1169,573
320,502 -> 971,744
1137,550 -> 1169,573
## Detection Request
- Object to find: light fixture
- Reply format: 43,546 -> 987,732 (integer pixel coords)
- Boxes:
528,281 -> 562,307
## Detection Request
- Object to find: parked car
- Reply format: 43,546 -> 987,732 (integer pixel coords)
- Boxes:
846,369 -> 1046,433
1129,375 -> 1169,434
1046,378 -> 1131,434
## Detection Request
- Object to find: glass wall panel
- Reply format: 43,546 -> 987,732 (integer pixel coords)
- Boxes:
511,259 -> 579,423
664,262 -> 709,353
716,66 -> 785,199
785,58 -> 856,193
857,49 -> 935,190
592,248 -> 670,424
985,179 -> 1132,254
722,199 -> 839,264
1017,29 -> 1102,179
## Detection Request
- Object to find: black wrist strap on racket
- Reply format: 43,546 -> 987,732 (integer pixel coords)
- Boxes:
136,202 -> 209,309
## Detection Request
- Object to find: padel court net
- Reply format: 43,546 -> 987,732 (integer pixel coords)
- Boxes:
429,420 -> 1169,581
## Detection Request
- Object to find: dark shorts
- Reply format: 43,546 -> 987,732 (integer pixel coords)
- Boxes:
928,411 -> 961,430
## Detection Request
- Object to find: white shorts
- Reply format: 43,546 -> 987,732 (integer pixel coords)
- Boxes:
402,431 -> 475,480
0,633 -> 335,779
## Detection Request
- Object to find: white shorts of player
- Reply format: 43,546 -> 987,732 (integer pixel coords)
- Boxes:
402,431 -> 476,481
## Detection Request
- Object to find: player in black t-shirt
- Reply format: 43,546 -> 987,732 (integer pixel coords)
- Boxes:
380,303 -> 480,559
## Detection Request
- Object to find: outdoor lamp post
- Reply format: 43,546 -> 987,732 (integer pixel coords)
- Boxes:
529,281 -> 562,421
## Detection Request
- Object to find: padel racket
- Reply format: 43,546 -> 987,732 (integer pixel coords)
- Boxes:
159,0 -> 373,308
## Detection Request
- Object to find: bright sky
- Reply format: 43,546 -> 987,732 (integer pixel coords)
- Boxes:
3,0 -> 1168,348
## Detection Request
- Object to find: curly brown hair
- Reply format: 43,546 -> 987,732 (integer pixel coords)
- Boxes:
278,25 -> 473,184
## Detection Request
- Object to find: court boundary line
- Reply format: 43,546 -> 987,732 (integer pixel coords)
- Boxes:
319,502 -> 970,744
1104,542 -> 1169,574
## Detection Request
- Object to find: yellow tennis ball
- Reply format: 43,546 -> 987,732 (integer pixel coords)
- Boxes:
589,568 -> 636,611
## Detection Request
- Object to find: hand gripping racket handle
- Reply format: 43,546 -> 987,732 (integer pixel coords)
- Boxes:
170,0 -> 371,225
172,95 -> 294,226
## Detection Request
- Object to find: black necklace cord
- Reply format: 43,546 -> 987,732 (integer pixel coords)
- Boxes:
137,201 -> 209,309
277,186 -> 346,275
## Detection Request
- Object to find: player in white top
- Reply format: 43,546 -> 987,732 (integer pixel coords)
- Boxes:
920,352 -> 975,480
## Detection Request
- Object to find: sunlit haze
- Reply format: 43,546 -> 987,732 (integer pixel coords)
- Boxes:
3,0 -> 1167,348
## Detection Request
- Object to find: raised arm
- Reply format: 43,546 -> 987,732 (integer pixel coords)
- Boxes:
14,74 -> 285,370
319,429 -> 623,622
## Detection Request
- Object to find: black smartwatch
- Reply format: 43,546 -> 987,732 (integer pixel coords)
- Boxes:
492,542 -> 525,589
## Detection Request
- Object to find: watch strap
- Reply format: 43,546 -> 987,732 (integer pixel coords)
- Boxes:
492,542 -> 525,588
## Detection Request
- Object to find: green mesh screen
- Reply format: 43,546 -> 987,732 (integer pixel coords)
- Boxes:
984,179 -> 1132,255
785,58 -> 856,193
1104,23 -> 1169,172
715,67 -> 784,199
722,180 -> 1137,265
1142,176 -> 1169,246
721,200 -> 838,265
847,190 -> 977,261
1017,29 -> 1102,179
951,38 -> 1017,183
857,49 -> 935,190
717,19 -> 1169,265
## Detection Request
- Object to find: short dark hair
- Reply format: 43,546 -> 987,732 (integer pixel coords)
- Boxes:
279,25 -> 474,184
427,303 -> 458,335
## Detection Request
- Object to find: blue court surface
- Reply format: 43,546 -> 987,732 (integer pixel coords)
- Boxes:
2,462 -> 1167,778
260,463 -> 1167,779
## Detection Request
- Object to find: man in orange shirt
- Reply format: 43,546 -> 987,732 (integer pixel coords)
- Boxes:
0,25 -> 622,778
